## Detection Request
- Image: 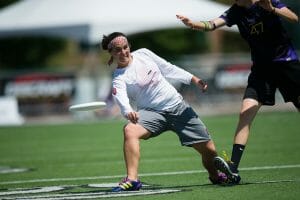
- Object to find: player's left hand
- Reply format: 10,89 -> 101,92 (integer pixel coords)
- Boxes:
257,0 -> 273,12
197,79 -> 208,93
191,76 -> 208,93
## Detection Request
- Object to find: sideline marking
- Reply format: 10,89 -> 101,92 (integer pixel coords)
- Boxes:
1,164 -> 300,185
0,186 -> 65,196
1,189 -> 181,200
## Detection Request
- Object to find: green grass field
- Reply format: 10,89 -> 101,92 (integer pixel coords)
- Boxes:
0,111 -> 299,199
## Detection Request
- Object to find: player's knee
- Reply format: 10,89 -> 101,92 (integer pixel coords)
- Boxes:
123,123 -> 137,139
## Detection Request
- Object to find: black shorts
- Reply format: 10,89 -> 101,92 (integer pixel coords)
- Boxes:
244,61 -> 300,108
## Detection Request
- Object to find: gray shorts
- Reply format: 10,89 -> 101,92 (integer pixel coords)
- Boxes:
137,101 -> 211,146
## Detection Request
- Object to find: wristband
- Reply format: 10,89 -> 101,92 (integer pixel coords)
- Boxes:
201,21 -> 216,31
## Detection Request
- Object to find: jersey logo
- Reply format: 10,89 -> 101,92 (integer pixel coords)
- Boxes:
250,22 -> 264,35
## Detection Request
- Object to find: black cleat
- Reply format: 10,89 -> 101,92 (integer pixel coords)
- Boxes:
214,156 -> 241,185
209,172 -> 228,185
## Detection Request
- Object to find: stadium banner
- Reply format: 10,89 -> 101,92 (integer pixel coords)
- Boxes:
0,72 -> 76,116
214,63 -> 251,91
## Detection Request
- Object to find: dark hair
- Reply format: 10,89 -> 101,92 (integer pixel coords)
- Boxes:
101,32 -> 127,51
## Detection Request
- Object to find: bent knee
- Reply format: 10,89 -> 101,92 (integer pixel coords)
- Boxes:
123,123 -> 150,140
123,123 -> 135,138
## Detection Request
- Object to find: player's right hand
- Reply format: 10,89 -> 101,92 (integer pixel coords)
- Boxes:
176,14 -> 193,28
126,111 -> 139,123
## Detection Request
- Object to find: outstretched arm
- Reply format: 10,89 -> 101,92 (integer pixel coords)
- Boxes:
176,14 -> 227,31
258,0 -> 298,23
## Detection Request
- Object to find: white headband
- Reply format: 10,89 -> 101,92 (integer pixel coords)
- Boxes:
107,36 -> 128,50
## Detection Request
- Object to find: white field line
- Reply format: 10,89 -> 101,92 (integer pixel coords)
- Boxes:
1,164 -> 300,185
1,189 -> 181,200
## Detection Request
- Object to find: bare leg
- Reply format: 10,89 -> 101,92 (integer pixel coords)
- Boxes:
229,98 -> 261,173
192,140 -> 218,180
123,123 -> 151,181
234,98 -> 261,145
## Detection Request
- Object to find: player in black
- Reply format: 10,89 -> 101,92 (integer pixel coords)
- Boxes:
177,0 -> 300,184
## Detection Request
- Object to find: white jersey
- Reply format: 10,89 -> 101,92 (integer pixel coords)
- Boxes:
112,48 -> 193,117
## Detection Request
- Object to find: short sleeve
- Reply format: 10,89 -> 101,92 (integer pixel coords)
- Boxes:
219,6 -> 236,27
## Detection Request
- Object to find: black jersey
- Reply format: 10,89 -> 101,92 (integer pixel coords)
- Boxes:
220,0 -> 298,64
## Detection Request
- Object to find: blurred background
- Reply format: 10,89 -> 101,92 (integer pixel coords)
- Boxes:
0,0 -> 299,126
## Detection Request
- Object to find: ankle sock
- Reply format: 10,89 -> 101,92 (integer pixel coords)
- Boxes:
231,144 -> 245,173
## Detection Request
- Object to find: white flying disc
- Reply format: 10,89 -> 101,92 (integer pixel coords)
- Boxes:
69,101 -> 106,111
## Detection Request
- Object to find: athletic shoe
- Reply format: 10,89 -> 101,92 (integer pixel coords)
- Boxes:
112,177 -> 142,192
209,172 -> 228,185
213,156 -> 241,185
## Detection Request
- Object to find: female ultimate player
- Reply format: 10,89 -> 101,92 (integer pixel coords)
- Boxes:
101,32 -> 228,192
177,0 -> 300,184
